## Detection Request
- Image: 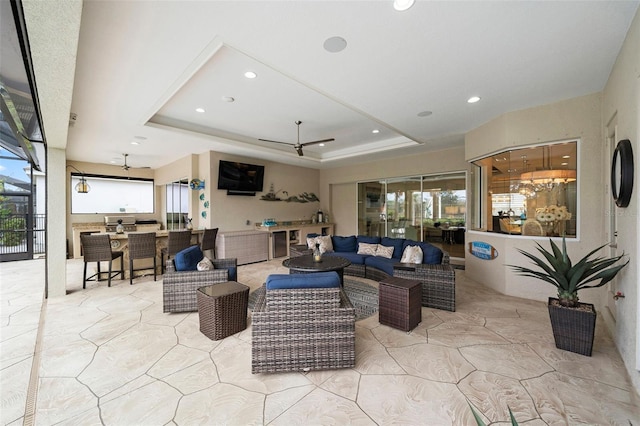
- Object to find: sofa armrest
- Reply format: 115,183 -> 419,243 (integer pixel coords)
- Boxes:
393,262 -> 456,312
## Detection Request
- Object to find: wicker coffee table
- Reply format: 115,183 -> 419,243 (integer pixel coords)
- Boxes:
282,255 -> 351,286
379,276 -> 422,332
196,281 -> 249,340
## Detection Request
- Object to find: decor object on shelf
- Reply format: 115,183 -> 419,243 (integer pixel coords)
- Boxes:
186,218 -> 193,230
508,237 -> 628,356
611,139 -> 634,208
115,219 -> 125,234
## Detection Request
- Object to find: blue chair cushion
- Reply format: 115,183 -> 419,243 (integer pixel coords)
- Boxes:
325,251 -> 368,264
380,237 -> 405,259
332,235 -> 357,252
364,256 -> 396,276
357,235 -> 381,245
266,271 -> 341,290
402,240 -> 443,264
174,245 -> 203,271
226,266 -> 237,282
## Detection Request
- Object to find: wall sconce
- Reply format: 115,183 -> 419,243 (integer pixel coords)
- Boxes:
67,165 -> 90,194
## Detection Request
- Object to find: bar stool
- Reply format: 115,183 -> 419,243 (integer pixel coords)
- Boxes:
81,233 -> 124,288
200,228 -> 218,259
161,230 -> 192,273
128,232 -> 157,284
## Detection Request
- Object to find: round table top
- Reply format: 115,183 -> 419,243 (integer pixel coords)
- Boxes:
282,255 -> 351,272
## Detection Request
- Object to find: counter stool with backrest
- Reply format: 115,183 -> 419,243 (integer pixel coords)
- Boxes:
200,228 -> 218,259
81,233 -> 124,288
161,230 -> 192,273
128,232 -> 157,284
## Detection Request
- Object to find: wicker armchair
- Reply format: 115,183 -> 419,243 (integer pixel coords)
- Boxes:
251,272 -> 356,374
162,257 -> 237,313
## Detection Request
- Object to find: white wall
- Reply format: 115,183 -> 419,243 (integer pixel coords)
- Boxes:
601,6 -> 640,391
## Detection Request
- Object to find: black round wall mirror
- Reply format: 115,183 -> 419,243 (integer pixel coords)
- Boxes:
611,139 -> 634,208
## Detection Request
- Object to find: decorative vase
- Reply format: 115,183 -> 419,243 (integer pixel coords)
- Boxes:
116,220 -> 125,234
313,243 -> 322,262
186,218 -> 193,230
547,297 -> 596,356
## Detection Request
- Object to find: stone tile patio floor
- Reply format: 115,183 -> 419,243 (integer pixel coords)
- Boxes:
1,258 -> 639,425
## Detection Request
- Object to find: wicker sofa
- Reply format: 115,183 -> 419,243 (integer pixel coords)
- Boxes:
292,234 -> 456,311
163,257 -> 237,313
251,271 -> 356,373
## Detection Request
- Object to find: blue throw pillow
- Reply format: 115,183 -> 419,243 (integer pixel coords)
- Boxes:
357,235 -> 381,245
380,237 -> 405,258
266,272 -> 340,290
174,245 -> 203,271
332,235 -> 357,252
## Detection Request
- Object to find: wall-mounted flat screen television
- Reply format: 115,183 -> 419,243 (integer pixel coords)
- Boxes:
217,160 -> 265,193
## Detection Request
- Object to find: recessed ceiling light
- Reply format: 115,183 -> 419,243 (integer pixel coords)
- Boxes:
244,71 -> 257,79
561,162 -> 569,166
130,141 -> 140,145
372,129 -> 380,134
195,107 -> 205,113
467,96 -> 481,104
417,111 -> 433,117
319,143 -> 325,147
562,155 -> 570,159
323,36 -> 347,53
131,136 -> 146,145
221,96 -> 235,103
393,0 -> 415,11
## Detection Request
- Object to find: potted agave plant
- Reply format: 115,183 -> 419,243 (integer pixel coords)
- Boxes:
509,237 -> 628,356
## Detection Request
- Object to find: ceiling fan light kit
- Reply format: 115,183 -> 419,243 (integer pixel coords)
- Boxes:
259,120 -> 334,157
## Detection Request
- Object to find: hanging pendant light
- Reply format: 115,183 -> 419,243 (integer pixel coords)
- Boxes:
67,165 -> 91,193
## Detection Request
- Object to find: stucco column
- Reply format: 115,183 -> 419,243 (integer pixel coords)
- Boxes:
46,148 -> 67,297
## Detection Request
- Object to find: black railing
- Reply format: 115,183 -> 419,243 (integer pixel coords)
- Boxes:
0,213 -> 46,256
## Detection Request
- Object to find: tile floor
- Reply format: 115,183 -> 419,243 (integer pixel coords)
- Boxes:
2,257 -> 639,425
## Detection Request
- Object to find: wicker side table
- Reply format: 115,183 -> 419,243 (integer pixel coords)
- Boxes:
289,244 -> 312,257
196,281 -> 249,340
379,276 -> 422,332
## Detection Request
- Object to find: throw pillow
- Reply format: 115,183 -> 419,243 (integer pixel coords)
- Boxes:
197,257 -> 214,271
401,245 -> 423,264
357,242 -> 378,256
332,235 -> 357,252
376,244 -> 394,259
307,235 -> 334,254
174,245 -> 203,271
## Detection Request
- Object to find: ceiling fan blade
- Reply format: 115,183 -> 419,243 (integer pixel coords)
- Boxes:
258,138 -> 293,146
301,138 -> 334,147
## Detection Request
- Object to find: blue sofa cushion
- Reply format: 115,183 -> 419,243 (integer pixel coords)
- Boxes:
332,235 -> 357,252
365,256 -> 396,276
325,251 -> 368,264
266,271 -> 340,290
174,245 -> 203,271
226,266 -> 237,282
380,237 -> 405,259
357,235 -> 381,245
402,240 -> 443,264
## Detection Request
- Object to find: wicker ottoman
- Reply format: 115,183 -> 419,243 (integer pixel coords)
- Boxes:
196,281 -> 249,340
379,276 -> 422,332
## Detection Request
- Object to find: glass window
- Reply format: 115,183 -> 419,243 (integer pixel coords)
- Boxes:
357,172 -> 467,245
165,180 -> 188,230
70,175 -> 154,214
471,140 -> 577,238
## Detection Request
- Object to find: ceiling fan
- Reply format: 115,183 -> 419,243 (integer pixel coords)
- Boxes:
119,153 -> 149,171
259,120 -> 334,157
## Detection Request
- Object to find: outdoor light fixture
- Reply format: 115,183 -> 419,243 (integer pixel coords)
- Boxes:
67,165 -> 90,194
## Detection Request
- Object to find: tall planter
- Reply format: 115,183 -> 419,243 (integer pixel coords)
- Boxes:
547,297 -> 596,356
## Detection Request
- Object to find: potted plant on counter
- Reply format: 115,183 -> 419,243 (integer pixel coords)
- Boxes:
509,237 -> 628,356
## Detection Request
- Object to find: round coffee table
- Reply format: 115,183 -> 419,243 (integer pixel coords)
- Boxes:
282,255 -> 351,286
